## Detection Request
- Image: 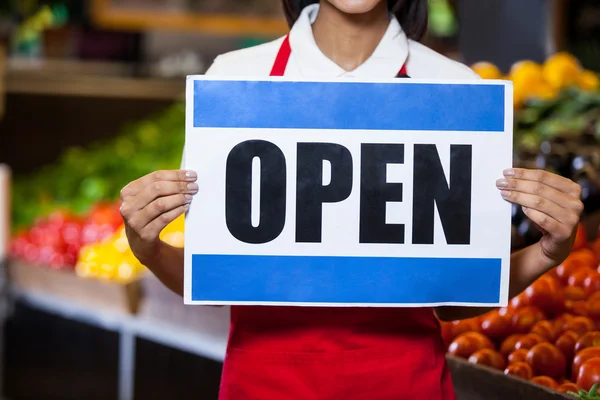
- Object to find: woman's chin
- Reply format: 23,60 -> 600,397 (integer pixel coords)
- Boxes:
326,0 -> 385,15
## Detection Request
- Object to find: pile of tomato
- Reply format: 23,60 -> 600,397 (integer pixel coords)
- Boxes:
441,225 -> 600,396
9,203 -> 123,269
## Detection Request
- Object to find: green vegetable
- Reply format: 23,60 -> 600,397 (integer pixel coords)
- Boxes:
11,103 -> 186,230
568,383 -> 600,399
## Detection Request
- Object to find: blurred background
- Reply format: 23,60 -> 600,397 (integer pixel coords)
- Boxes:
0,1 -> 600,399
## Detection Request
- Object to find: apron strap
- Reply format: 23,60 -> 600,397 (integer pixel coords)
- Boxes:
270,35 -> 409,78
398,61 -> 409,78
270,36 -> 292,77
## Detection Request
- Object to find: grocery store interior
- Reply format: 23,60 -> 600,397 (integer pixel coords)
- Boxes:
1,0 -> 600,399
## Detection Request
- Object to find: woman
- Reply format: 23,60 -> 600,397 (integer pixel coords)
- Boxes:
120,1 -> 583,399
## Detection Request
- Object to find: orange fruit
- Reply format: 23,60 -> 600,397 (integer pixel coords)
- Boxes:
543,52 -> 582,89
528,81 -> 559,101
472,62 -> 503,80
510,61 -> 546,106
577,70 -> 600,91
510,61 -> 545,86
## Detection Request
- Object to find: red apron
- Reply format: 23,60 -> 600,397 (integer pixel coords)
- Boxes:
218,36 -> 456,400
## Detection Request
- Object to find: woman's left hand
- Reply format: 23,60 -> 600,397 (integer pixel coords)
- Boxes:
497,168 -> 584,268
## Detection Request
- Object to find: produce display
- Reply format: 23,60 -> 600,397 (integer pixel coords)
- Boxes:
472,53 -> 599,107
75,215 -> 184,283
9,104 -> 186,281
11,103 -> 185,230
441,225 -> 600,398
9,203 -> 122,269
473,54 -> 600,251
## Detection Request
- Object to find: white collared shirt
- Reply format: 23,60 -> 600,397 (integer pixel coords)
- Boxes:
205,3 -> 479,80
182,4 -> 479,168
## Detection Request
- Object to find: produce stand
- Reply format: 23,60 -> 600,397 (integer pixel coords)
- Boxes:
0,165 -> 10,399
8,261 -> 141,315
4,271 -> 593,400
5,270 -> 229,400
2,45 -> 600,399
448,356 -> 571,400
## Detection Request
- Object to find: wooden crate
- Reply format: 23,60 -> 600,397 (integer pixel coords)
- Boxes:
448,356 -> 571,400
8,261 -> 141,315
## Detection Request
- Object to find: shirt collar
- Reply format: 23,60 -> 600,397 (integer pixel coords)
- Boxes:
288,3 -> 409,78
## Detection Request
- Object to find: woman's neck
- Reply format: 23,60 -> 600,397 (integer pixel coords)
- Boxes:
312,1 -> 390,72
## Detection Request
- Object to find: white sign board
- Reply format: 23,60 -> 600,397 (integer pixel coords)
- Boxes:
184,77 -> 513,307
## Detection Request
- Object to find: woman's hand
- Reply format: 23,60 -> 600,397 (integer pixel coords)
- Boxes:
436,168 -> 583,322
120,170 -> 198,264
497,168 -> 583,268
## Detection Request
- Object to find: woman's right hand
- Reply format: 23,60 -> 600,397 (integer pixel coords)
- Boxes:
120,170 -> 198,264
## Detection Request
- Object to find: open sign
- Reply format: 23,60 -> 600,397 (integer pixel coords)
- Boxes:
184,77 -> 513,307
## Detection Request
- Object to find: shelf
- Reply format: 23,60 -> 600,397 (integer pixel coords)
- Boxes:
6,59 -> 185,100
91,0 -> 288,37
9,285 -> 228,362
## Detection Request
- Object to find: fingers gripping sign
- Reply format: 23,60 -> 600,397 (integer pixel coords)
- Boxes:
121,169 -> 198,264
497,168 -> 584,266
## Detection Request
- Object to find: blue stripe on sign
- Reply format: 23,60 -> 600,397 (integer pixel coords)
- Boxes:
193,80 -> 505,132
191,255 -> 501,304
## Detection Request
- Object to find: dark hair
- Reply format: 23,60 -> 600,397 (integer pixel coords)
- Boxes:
282,0 -> 429,41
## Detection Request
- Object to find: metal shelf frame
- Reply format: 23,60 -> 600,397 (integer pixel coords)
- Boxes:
3,284 -> 227,400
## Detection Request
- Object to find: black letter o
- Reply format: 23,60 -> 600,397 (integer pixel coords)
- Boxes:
225,140 -> 286,244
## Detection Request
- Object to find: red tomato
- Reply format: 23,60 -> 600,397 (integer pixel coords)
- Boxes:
512,306 -> 546,334
555,330 -> 581,365
531,376 -> 559,389
481,311 -> 512,342
526,343 -> 567,379
451,318 -> 480,337
569,269 -> 595,288
500,334 -> 524,357
504,362 -> 534,380
587,299 -> 600,320
515,333 -> 547,351
510,294 -> 530,310
546,268 -> 560,280
558,257 -> 587,285
577,357 -> 600,392
577,249 -> 599,270
564,316 -> 597,336
540,274 -> 564,291
592,238 -> 600,259
468,349 -> 506,370
508,349 -> 529,365
573,224 -> 589,252
9,234 -> 30,258
87,203 -> 123,230
584,273 -> 600,298
575,332 -> 600,354
566,300 -> 590,317
448,332 -> 494,359
572,347 -> 600,381
554,314 -> 576,335
557,382 -> 579,393
531,320 -> 559,342
498,307 -> 513,317
589,292 -> 600,304
525,277 -> 565,317
565,286 -> 587,301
